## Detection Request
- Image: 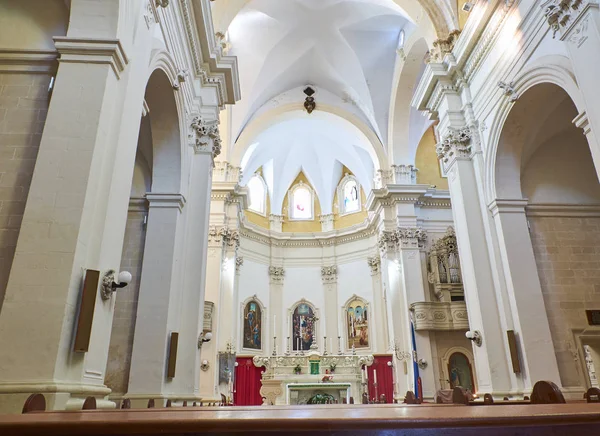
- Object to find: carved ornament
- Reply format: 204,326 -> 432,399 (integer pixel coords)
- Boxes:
426,30 -> 461,64
436,127 -> 473,164
321,265 -> 338,284
367,257 -> 381,275
189,115 -> 222,160
269,266 -> 285,284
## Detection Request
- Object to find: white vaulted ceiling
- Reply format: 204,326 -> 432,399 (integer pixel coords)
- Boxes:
225,0 -> 415,217
227,0 -> 411,145
240,110 -> 376,215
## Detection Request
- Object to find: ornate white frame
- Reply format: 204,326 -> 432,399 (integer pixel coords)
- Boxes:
337,174 -> 362,216
341,294 -> 372,352
440,346 -> 477,393
247,173 -> 268,216
287,181 -> 315,221
288,298 -> 320,352
240,294 -> 267,354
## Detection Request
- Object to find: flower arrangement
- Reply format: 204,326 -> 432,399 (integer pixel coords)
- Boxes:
293,364 -> 302,375
329,363 -> 337,373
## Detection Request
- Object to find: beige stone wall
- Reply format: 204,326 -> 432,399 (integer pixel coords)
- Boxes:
105,202 -> 148,396
529,215 -> 600,389
0,73 -> 51,307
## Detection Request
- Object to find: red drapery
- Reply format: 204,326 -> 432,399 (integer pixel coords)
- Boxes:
365,355 -> 393,403
233,357 -> 263,406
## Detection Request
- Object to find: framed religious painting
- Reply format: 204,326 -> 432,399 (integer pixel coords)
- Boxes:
241,296 -> 265,352
290,300 -> 318,352
343,295 -> 370,351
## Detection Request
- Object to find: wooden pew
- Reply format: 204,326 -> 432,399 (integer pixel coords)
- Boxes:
3,403 -> 600,435
21,394 -> 45,414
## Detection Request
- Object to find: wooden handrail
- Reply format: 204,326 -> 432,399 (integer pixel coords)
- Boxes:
1,404 -> 600,436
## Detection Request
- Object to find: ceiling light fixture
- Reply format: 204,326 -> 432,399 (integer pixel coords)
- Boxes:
462,2 -> 474,12
303,86 -> 316,114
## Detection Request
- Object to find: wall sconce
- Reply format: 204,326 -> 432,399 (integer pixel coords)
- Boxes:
197,331 -> 213,349
387,361 -> 393,367
465,330 -> 482,347
200,359 -> 210,371
418,359 -> 428,370
462,2 -> 474,12
100,270 -> 132,300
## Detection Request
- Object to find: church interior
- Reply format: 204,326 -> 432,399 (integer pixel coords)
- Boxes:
1,0 -> 600,434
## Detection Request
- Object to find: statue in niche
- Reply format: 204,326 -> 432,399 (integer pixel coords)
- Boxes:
243,300 -> 262,350
292,303 -> 315,351
346,298 -> 369,349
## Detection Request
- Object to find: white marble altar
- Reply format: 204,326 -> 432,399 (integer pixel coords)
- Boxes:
253,351 -> 373,405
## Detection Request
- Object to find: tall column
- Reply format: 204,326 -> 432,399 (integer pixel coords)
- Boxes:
397,228 -> 436,400
438,128 -> 513,395
545,1 -> 600,177
0,36 -> 132,412
175,144 -> 215,402
269,267 -> 284,354
378,231 -> 411,395
489,199 -> 561,389
368,257 -> 389,354
127,194 -> 186,401
321,265 -> 339,351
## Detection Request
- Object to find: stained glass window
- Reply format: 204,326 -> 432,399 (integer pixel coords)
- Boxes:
342,180 -> 359,213
291,185 -> 312,219
247,175 -> 266,214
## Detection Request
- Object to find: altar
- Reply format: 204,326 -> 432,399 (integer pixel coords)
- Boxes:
288,382 -> 351,405
253,349 -> 373,405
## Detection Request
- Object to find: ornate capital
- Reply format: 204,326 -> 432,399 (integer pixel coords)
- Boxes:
269,266 -> 285,284
189,115 -> 222,160
391,164 -> 418,185
374,169 -> 393,189
208,226 -> 239,250
213,161 -> 242,183
378,230 -> 399,256
321,265 -> 338,284
367,257 -> 381,275
155,0 -> 169,7
437,126 -> 473,167
425,30 -> 461,64
319,213 -> 335,232
269,214 -> 284,232
542,0 -> 587,38
396,227 -> 427,249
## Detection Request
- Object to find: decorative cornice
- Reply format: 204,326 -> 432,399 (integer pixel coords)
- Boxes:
53,37 -> 128,79
179,0 -> 240,107
213,161 -> 241,183
321,265 -> 338,284
146,193 -> 186,211
0,49 -> 58,73
189,115 -> 222,161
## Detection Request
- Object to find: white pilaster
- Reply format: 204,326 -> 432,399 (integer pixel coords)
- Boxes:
321,265 -> 339,346
489,199 -> 561,390
269,266 -> 285,354
368,257 -> 389,354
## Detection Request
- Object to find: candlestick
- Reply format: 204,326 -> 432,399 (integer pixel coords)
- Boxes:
323,336 -> 327,355
329,337 -> 333,354
338,336 -> 342,355
365,367 -> 368,381
297,337 -> 300,352
272,336 -> 277,356
285,336 -> 290,355
373,369 -> 377,384
274,315 -> 276,334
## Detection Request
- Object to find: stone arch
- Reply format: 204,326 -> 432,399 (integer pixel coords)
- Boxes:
485,55 -> 584,204
144,61 -> 184,194
441,346 -> 477,392
390,36 -> 431,164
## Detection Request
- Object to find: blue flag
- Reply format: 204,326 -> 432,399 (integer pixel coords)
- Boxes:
410,320 -> 420,398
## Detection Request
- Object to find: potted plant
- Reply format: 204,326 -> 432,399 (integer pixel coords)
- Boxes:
293,364 -> 302,375
329,363 -> 337,373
